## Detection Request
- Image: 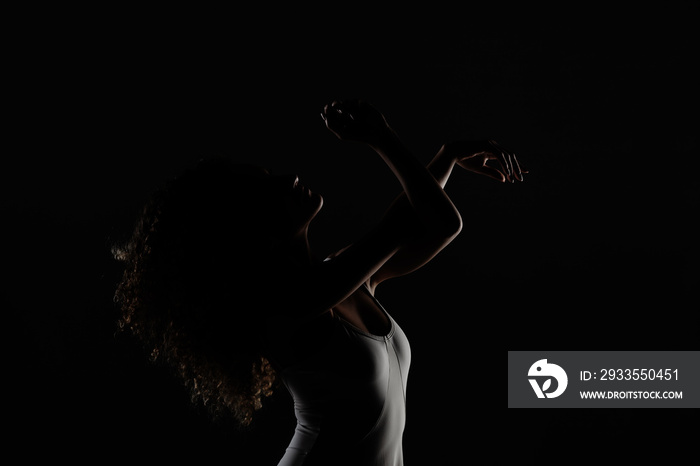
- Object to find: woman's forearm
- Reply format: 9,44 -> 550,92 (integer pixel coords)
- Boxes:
370,132 -> 462,238
427,144 -> 457,189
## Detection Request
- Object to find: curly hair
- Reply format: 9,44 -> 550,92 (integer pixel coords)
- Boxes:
113,158 -> 280,427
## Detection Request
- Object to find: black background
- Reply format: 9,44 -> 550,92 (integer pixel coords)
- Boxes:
7,8 -> 698,463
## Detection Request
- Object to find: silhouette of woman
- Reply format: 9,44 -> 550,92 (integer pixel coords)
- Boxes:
113,99 -> 524,465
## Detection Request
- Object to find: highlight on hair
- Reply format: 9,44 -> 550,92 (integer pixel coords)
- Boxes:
113,158 -> 279,427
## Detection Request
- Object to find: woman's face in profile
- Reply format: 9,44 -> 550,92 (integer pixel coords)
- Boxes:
253,167 -> 324,237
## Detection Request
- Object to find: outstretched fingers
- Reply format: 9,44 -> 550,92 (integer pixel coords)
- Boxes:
512,153 -> 528,180
488,140 -> 525,182
486,140 -> 511,181
443,138 -> 527,183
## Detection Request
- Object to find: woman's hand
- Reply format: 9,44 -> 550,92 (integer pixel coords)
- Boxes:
321,99 -> 393,145
440,140 -> 526,183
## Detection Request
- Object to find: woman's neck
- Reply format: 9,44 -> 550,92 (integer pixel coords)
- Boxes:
285,228 -> 315,268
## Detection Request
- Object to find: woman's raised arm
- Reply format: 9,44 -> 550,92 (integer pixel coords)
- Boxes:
322,99 -> 463,238
321,100 -> 526,294
291,99 -> 463,310
365,138 -> 526,292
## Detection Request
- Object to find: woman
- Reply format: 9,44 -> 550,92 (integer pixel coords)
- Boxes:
114,99 -> 524,465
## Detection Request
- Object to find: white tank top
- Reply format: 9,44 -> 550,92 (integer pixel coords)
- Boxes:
275,285 -> 411,466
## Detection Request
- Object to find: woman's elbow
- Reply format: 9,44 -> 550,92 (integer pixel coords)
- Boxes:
398,206 -> 462,242
446,213 -> 463,239
434,211 -> 462,241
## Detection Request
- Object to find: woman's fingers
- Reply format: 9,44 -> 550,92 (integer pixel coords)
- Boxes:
481,152 -> 510,182
487,140 -> 513,181
487,140 -> 527,182
474,164 -> 507,182
511,154 -> 526,181
322,102 -> 353,134
512,154 -> 523,181
457,152 -> 505,182
446,139 -> 528,182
